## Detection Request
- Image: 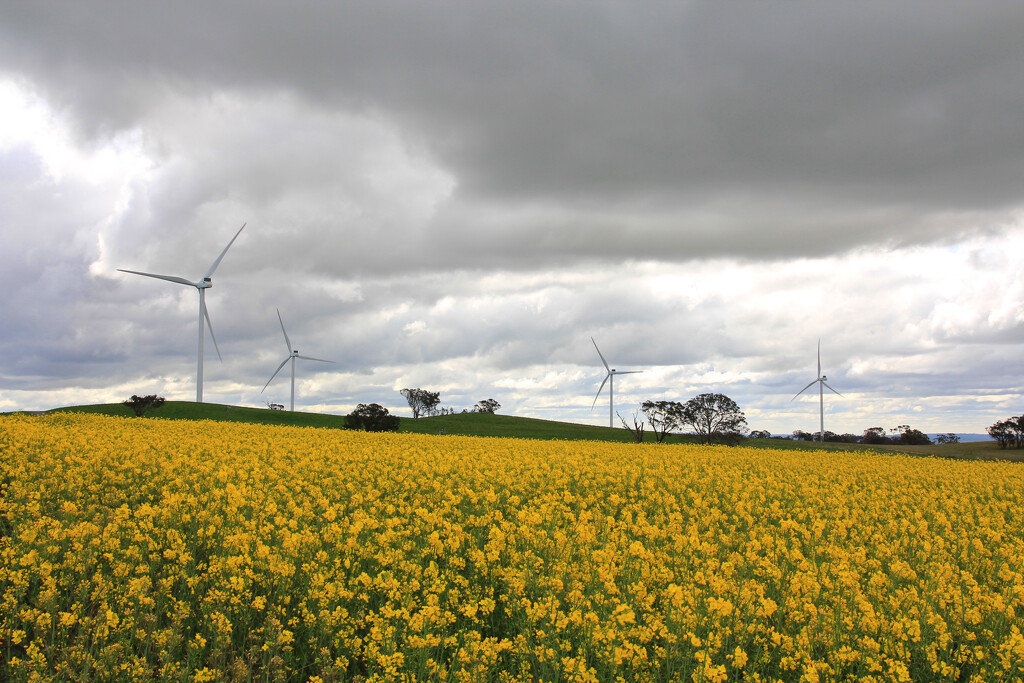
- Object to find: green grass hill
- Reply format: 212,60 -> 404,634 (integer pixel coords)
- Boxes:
42,401 -> 669,443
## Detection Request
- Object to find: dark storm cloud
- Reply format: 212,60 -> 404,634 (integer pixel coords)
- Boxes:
3,2 -> 1023,268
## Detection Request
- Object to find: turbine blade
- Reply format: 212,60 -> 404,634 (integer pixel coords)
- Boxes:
204,222 -> 246,279
822,381 -> 843,397
792,379 -> 818,400
592,373 -> 610,408
591,337 -> 610,372
817,339 -> 821,377
296,355 -> 334,363
203,300 -> 222,362
613,370 -> 643,375
276,308 -> 292,353
262,357 -> 290,392
118,269 -> 196,287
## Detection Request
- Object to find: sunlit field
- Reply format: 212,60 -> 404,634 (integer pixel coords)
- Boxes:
2,414 -> 1022,682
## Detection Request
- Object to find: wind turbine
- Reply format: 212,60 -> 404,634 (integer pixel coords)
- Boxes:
118,223 -> 246,403
261,308 -> 334,412
591,337 -> 643,428
792,339 -> 843,442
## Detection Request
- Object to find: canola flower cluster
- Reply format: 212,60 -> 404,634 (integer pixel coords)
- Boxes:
1,413 -> 1023,682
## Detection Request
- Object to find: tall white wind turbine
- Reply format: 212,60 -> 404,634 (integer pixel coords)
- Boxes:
261,308 -> 334,412
118,223 -> 246,402
591,337 -> 643,429
792,339 -> 843,442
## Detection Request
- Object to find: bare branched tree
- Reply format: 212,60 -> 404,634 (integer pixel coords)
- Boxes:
618,410 -> 646,443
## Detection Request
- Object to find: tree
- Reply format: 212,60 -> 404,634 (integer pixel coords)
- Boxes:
400,388 -> 440,419
618,410 -> 646,443
344,403 -> 400,432
988,416 -> 1023,449
862,427 -> 890,445
474,399 -> 501,414
641,400 -> 683,443
817,430 -> 857,443
678,393 -> 747,445
988,420 -> 1014,448
748,429 -> 771,439
890,424 -> 932,445
123,394 -> 165,417
935,433 -> 960,445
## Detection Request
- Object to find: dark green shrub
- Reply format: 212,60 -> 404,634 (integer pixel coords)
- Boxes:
344,403 -> 400,432
123,394 -> 165,417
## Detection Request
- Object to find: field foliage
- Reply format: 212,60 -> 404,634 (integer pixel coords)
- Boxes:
1,413 -> 1023,682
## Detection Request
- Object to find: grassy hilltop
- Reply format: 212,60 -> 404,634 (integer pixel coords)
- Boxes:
46,401 -> 682,444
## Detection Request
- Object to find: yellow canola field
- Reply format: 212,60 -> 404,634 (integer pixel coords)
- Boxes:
1,413 -> 1023,683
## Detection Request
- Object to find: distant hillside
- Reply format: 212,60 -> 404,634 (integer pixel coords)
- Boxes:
48,401 -> 347,429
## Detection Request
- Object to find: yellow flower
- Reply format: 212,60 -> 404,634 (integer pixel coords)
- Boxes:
4,412 -> 1024,682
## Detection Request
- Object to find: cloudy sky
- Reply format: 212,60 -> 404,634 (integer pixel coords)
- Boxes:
2,2 -> 1022,434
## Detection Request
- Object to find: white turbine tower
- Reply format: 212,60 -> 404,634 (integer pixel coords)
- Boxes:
591,337 -> 643,428
792,339 -> 843,442
262,308 -> 335,412
118,223 -> 246,403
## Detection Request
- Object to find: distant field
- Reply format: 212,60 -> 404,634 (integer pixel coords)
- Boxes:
18,401 -> 1017,461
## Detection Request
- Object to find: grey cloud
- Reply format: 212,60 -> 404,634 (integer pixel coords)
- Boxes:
3,2 -> 1024,268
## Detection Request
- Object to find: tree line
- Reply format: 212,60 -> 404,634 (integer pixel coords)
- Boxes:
988,415 -> 1024,449
329,387 -> 1002,448
121,388 -> 1012,448
625,394 -> 968,448
341,388 -> 500,433
630,394 -> 748,444
785,425 -> 947,446
399,388 -> 500,418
